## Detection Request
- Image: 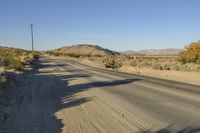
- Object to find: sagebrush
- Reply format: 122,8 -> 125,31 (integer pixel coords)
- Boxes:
0,47 -> 38,70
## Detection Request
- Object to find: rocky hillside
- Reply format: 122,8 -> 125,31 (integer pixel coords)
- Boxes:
53,44 -> 120,56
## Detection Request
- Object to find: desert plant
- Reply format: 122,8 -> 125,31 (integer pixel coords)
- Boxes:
0,56 -> 23,69
130,60 -> 137,67
33,53 -> 40,59
0,47 -> 34,70
179,41 -> 200,63
102,57 -> 122,69
152,63 -> 162,70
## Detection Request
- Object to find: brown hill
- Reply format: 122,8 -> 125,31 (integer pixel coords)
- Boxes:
53,44 -> 119,56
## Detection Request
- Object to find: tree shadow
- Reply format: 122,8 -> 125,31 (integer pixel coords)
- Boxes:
1,59 -> 200,133
0,59 -> 139,133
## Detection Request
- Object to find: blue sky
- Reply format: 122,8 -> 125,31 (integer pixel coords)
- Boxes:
0,0 -> 200,51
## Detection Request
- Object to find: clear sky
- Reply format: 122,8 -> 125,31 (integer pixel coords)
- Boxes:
0,0 -> 200,51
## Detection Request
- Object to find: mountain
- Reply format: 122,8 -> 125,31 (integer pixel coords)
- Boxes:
53,44 -> 120,56
138,48 -> 183,55
120,50 -> 144,55
121,48 -> 183,56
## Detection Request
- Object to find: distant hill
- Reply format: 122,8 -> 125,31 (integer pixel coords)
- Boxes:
120,50 -> 144,55
121,48 -> 183,56
138,48 -> 183,55
52,44 -> 120,56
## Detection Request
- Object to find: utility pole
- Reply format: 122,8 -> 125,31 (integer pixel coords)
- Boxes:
30,24 -> 34,52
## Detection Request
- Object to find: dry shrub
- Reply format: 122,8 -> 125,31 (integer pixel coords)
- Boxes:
128,56 -> 200,72
33,53 -> 40,59
180,41 -> 200,63
0,56 -> 23,70
102,56 -> 122,69
0,47 -> 35,70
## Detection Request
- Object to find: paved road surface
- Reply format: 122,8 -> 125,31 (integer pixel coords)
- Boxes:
0,56 -> 200,133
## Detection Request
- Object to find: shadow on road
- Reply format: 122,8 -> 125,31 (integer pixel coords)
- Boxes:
1,59 -> 200,133
0,59 -> 139,133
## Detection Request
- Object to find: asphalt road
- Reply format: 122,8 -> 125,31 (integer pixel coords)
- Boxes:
0,56 -> 200,133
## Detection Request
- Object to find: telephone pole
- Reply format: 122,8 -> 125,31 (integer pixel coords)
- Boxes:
30,24 -> 34,52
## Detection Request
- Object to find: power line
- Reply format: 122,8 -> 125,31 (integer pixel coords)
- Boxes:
30,24 -> 34,52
